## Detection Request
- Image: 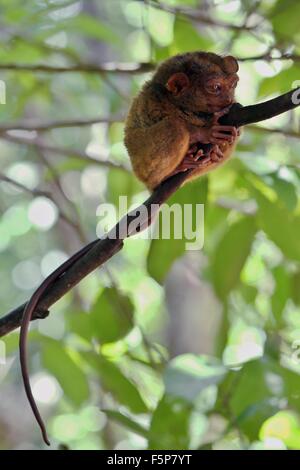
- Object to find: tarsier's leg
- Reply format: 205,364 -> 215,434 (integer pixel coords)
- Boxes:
167,148 -> 207,176
179,129 -> 239,185
186,128 -> 240,182
170,125 -> 240,177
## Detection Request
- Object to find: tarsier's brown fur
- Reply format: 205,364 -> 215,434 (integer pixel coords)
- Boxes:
125,52 -> 240,190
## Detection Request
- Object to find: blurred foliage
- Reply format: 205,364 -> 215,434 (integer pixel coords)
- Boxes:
0,0 -> 300,451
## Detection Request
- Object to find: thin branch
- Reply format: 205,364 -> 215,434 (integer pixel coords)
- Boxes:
0,133 -> 130,172
0,116 -> 124,132
36,149 -> 86,241
0,62 -> 155,74
0,87 -> 299,338
237,51 -> 300,62
0,53 -> 299,79
0,170 -> 82,234
225,0 -> 263,50
249,124 -> 300,139
0,173 -> 49,197
149,0 -> 260,31
102,74 -> 131,103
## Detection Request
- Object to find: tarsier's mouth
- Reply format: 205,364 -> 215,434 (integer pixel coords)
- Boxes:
193,103 -> 233,119
209,102 -> 233,113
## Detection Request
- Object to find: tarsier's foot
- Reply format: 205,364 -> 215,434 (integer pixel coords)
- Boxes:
209,144 -> 224,162
168,148 -> 210,177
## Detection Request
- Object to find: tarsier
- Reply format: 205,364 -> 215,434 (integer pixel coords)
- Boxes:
125,51 -> 240,189
20,51 -> 240,446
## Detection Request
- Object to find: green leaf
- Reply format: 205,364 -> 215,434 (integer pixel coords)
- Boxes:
46,159 -> 89,178
147,178 -> 207,283
271,266 -> 290,322
260,411 -> 300,450
172,18 -> 213,54
222,358 -> 300,439
270,0 -> 300,37
255,192 -> 300,262
83,352 -> 148,414
102,409 -> 148,438
65,14 -> 119,43
240,283 -> 257,304
4,6 -> 29,23
68,312 -> 93,342
291,270 -> 300,305
148,395 -> 192,450
262,174 -> 298,211
259,66 -> 300,97
211,217 -> 257,299
1,332 -> 19,355
42,339 -> 89,406
90,287 -> 134,344
0,41 -> 44,63
240,155 -> 279,176
276,363 -> 300,411
107,168 -> 142,206
2,330 -> 42,356
224,361 -> 278,439
164,354 -> 227,402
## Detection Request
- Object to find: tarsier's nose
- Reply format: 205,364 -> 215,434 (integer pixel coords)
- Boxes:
223,98 -> 233,106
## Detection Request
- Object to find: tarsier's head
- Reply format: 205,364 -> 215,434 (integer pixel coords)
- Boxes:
153,52 -> 239,114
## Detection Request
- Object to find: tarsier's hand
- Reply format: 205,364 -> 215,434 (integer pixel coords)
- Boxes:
190,111 -> 240,148
206,110 -> 240,162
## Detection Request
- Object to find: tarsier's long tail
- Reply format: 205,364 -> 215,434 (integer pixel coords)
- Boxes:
19,240 -> 98,446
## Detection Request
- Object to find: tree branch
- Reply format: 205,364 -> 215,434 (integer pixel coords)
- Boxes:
0,173 -> 49,198
0,62 -> 155,74
237,51 -> 300,62
0,133 -> 130,172
249,124 -> 300,140
0,53 -> 299,78
0,116 -> 124,132
0,87 -> 299,338
148,0 -> 260,31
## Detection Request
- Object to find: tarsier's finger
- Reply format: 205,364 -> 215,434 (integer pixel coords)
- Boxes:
183,156 -> 211,169
211,152 -> 224,162
194,149 -> 204,159
187,144 -> 198,155
210,144 -> 224,162
211,131 -> 234,142
177,155 -> 204,171
197,156 -> 211,166
183,162 -> 205,170
212,106 -> 232,124
217,146 -> 225,157
210,153 -> 219,162
212,125 -> 238,136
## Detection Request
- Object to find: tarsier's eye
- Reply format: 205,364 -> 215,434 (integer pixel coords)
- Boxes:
213,83 -> 222,93
207,83 -> 222,94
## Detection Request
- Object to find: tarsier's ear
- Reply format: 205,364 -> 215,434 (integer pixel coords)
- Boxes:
166,72 -> 190,95
223,55 -> 239,74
